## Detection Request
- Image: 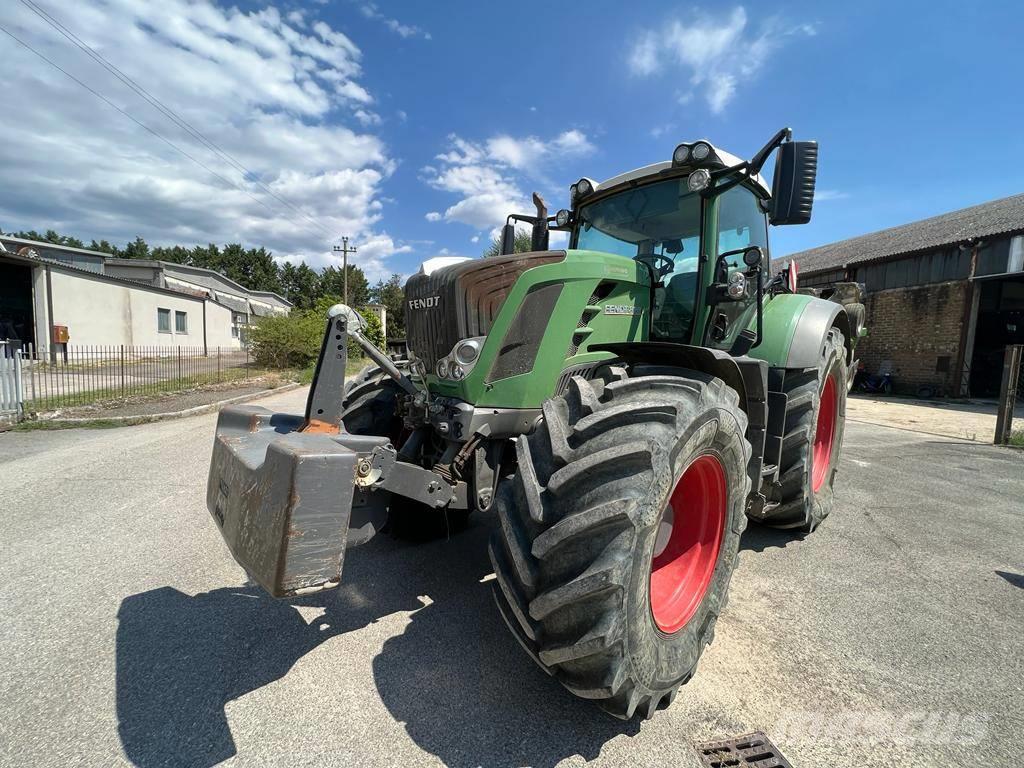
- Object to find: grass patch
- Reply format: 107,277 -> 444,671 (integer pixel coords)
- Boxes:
23,367 -> 272,413
11,418 -> 126,431
1009,430 -> 1024,447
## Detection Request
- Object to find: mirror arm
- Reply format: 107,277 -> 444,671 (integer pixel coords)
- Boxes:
748,127 -> 792,176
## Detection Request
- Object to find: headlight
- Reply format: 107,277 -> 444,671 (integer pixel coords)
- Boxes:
727,270 -> 747,299
569,183 -> 578,203
690,141 -> 711,161
576,178 -> 593,197
436,359 -> 449,378
449,364 -> 466,380
673,144 -> 690,164
454,339 -> 480,364
687,168 -> 712,192
555,209 -> 571,227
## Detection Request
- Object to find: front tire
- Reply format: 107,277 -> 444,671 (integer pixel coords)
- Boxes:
490,367 -> 750,719
340,364 -> 406,439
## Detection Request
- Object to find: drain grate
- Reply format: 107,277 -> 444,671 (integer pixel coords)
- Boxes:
696,731 -> 793,768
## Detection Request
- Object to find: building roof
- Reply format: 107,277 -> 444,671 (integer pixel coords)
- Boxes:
104,258 -> 292,308
783,192 -> 1024,275
0,245 -> 232,307
0,235 -> 109,260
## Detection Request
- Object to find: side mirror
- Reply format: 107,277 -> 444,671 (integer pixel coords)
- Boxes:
770,141 -> 818,225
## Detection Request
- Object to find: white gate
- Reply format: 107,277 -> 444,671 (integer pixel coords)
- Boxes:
0,343 -> 24,419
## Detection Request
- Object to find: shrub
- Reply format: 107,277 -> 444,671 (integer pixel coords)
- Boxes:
250,297 -> 384,369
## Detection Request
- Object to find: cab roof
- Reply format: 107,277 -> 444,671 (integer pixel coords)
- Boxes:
594,143 -> 770,198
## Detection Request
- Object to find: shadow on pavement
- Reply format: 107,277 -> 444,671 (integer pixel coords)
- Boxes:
996,570 -> 1024,590
739,521 -> 803,552
115,521 -> 638,768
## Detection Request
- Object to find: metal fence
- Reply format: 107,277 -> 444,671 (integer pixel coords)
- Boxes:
994,344 -> 1023,445
11,342 -> 256,413
0,342 -> 24,417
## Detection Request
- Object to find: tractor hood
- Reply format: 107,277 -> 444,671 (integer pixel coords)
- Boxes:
404,250 -> 566,368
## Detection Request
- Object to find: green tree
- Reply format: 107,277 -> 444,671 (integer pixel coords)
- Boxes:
150,245 -> 191,264
249,295 -> 384,370
484,229 -> 533,258
370,273 -> 406,338
186,243 -> 221,270
320,264 -> 369,307
122,236 -> 151,259
280,262 -> 321,309
88,239 -> 119,255
212,244 -> 281,292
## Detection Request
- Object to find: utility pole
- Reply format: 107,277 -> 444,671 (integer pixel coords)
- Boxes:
332,237 -> 357,307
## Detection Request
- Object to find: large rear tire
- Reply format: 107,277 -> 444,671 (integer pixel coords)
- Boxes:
490,366 -> 751,719
756,328 -> 847,532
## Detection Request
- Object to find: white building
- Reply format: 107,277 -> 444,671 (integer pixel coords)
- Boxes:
0,236 -> 291,357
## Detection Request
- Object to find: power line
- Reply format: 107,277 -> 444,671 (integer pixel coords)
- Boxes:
0,23 -> 284,219
17,0 -> 335,238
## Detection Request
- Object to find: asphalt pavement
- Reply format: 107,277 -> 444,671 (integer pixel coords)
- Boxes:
1,387 -> 1021,767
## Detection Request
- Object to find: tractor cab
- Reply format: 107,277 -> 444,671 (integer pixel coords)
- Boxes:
501,129 -> 818,356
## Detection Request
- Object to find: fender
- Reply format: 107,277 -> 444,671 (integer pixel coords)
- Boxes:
592,342 -> 754,413
590,341 -> 771,508
749,293 -> 853,369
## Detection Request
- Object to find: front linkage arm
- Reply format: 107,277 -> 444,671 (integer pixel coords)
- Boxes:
304,303 -> 419,433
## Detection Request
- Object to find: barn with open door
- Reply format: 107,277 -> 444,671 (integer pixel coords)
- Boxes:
0,251 -> 36,353
778,193 -> 1024,397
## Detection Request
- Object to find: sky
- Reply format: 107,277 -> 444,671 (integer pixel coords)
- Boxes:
1,0 -> 1023,283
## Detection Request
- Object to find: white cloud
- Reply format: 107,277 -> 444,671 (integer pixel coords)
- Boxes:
629,31 -> 659,77
486,129 -> 594,170
422,130 -> 595,231
354,109 -> 382,126
360,3 -> 431,40
814,189 -> 848,202
628,7 -> 817,114
0,0 -> 405,282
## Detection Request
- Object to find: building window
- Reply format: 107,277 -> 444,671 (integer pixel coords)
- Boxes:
157,307 -> 171,333
231,326 -> 239,338
175,310 -> 188,334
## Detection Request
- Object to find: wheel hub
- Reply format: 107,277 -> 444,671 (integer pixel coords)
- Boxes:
649,454 -> 727,634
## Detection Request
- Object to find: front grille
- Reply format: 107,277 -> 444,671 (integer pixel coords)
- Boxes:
404,251 -> 565,368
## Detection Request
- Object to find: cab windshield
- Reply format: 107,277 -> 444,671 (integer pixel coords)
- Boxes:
575,178 -> 702,341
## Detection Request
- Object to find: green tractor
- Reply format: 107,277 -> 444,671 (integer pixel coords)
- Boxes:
206,128 -> 865,719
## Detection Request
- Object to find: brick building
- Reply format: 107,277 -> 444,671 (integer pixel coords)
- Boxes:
782,193 -> 1024,396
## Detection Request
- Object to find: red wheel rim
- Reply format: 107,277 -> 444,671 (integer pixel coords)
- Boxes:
649,455 -> 727,634
812,374 -> 838,493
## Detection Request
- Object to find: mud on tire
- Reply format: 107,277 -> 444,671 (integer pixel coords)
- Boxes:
757,328 -> 847,532
489,366 -> 751,719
